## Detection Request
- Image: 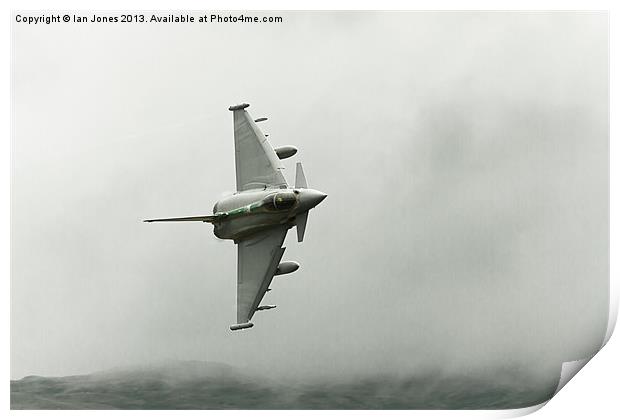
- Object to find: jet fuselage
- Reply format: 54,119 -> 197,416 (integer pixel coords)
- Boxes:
212,187 -> 327,242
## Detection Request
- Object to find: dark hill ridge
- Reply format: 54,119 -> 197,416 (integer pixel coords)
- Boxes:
11,360 -> 558,409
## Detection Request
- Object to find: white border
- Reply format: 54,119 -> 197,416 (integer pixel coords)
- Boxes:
3,1 -> 617,419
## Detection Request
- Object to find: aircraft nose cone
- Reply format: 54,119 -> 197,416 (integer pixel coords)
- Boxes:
308,190 -> 327,207
299,189 -> 327,211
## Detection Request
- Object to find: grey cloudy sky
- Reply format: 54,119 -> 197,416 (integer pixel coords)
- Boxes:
11,11 -> 608,381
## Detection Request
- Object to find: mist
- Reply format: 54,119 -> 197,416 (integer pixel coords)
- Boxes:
11,11 -> 608,390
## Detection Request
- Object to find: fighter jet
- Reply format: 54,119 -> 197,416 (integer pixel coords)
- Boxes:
144,103 -> 327,331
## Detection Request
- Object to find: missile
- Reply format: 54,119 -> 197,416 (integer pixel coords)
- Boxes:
274,146 -> 298,160
228,103 -> 250,111
230,322 -> 254,331
255,117 -> 268,122
275,261 -> 300,276
256,305 -> 276,311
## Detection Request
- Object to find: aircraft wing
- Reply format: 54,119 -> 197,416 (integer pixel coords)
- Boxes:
230,104 -> 287,191
234,225 -> 288,327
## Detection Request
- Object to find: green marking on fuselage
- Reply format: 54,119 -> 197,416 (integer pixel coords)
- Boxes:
216,198 -> 272,219
249,202 -> 263,211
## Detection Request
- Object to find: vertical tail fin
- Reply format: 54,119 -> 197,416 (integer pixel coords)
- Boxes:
143,215 -> 218,223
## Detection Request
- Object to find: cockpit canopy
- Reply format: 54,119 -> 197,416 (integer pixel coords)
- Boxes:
263,191 -> 297,211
